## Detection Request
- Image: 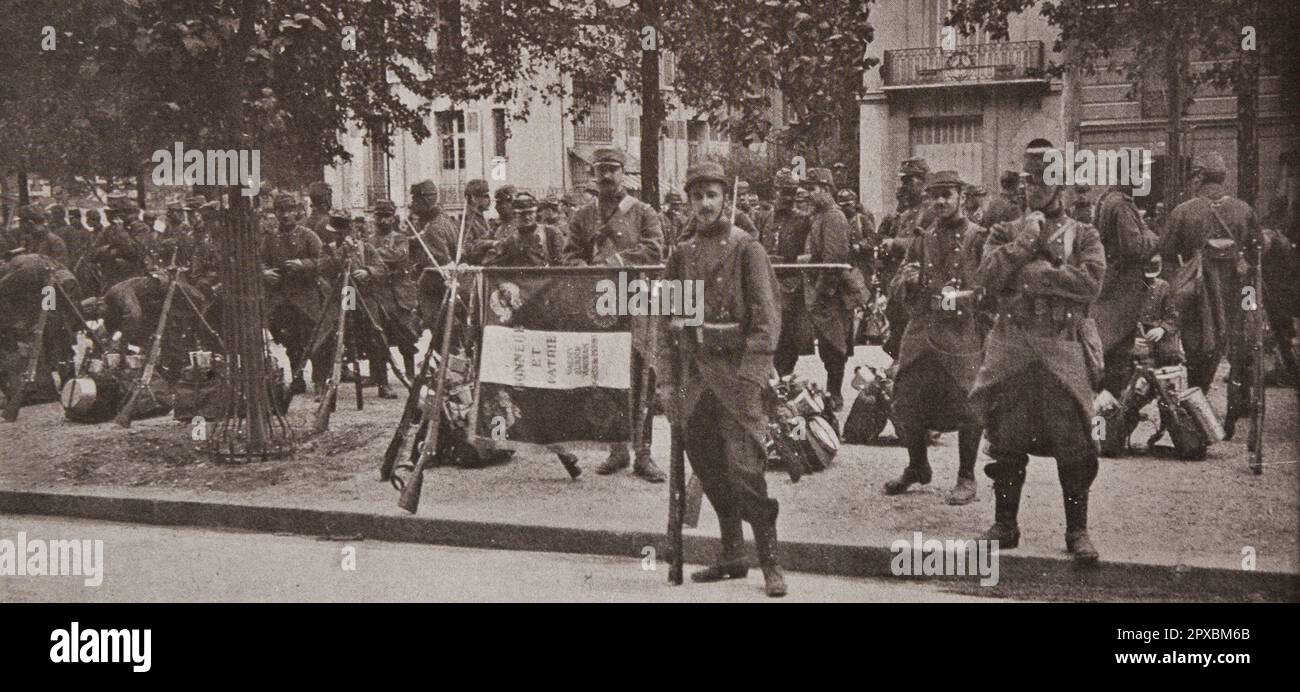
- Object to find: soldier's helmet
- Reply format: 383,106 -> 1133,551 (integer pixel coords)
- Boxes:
327,210 -> 351,233
1192,152 -> 1227,178
410,180 -> 438,202
539,195 -> 560,210
774,167 -> 798,190
273,193 -> 299,212
308,181 -> 332,200
803,167 -> 835,191
736,180 -> 751,195
684,161 -> 729,193
898,157 -> 930,179
965,184 -> 988,198
372,199 -> 397,216
494,185 -> 518,206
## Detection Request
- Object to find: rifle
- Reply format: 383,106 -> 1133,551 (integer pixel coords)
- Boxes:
2,281 -> 53,422
1249,238 -> 1265,474
397,210 -> 468,514
312,255 -> 353,434
114,251 -> 180,428
667,322 -> 687,585
380,306 -> 442,482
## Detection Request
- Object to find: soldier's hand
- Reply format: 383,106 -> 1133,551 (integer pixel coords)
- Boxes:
1145,327 -> 1165,343
282,259 -> 305,273
262,269 -> 281,286
350,268 -> 369,283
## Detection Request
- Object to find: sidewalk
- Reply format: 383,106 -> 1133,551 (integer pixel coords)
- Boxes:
1,354 -> 1296,600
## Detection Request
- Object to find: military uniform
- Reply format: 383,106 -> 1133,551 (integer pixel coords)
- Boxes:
878,158 -> 936,359
95,195 -> 148,289
972,147 -> 1106,561
305,181 -> 334,240
93,274 -> 208,376
766,197 -> 814,376
663,161 -> 785,596
0,253 -> 79,403
885,171 -> 988,502
982,189 -> 1024,228
563,147 -> 665,482
261,197 -> 328,390
1091,187 -> 1160,397
1138,272 -> 1184,367
799,172 -> 854,402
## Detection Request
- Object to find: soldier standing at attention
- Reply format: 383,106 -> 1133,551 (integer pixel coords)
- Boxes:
883,171 -> 987,505
767,168 -> 813,378
562,146 -> 666,482
363,198 -> 420,397
490,185 -> 518,238
971,145 -> 1106,563
666,161 -> 785,596
878,157 -> 935,359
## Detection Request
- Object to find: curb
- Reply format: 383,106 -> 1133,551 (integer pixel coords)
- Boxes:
1,489 -> 1295,600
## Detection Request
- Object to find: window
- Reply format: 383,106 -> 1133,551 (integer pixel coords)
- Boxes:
366,130 -> 390,206
660,51 -> 677,88
627,116 -> 641,139
573,80 -> 613,142
935,0 -> 989,47
493,108 -> 508,158
436,110 -> 466,171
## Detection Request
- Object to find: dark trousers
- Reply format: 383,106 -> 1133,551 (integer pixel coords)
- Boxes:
984,365 -> 1099,498
685,390 -> 778,526
1101,336 -> 1136,398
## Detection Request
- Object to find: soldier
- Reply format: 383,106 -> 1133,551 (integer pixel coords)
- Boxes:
971,145 -> 1106,563
877,157 -> 935,358
767,168 -> 813,377
1137,255 -> 1184,367
882,171 -> 987,505
187,198 -> 222,300
0,253 -> 80,405
491,185 -> 518,238
81,271 -> 207,374
85,208 -> 105,238
665,161 -> 785,596
364,198 -> 420,396
659,191 -> 686,252
562,145 -> 666,482
305,181 -> 333,239
539,195 -> 565,227
982,170 -> 1024,227
797,167 -> 855,410
315,208 -> 395,398
793,186 -> 812,216
261,193 -> 327,395
837,188 -> 876,286
963,184 -> 987,224
1069,184 -> 1094,225
560,193 -> 582,222
155,198 -> 195,269
61,207 -> 94,278
1160,152 -> 1263,438
1091,179 -> 1160,403
15,204 -> 69,266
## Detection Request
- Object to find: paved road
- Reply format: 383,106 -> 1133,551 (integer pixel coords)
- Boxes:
0,515 -> 1001,603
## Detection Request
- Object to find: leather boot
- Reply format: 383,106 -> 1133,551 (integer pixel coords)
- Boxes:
595,445 -> 630,475
632,447 -> 666,483
753,518 -> 787,597
1064,493 -> 1100,563
883,462 -> 932,495
978,478 -> 1021,549
691,512 -> 747,582
556,452 -> 582,480
290,376 -> 307,395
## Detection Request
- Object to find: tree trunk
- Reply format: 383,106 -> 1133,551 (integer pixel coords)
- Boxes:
17,171 -> 29,207
1165,39 -> 1187,211
639,0 -> 662,210
1236,4 -> 1260,205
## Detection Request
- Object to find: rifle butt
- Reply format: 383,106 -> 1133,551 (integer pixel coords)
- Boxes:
312,386 -> 338,434
397,466 -> 424,514
668,420 -> 685,586
113,389 -> 139,428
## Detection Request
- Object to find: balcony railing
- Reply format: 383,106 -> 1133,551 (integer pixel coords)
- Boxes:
882,40 -> 1047,89
573,123 -> 614,143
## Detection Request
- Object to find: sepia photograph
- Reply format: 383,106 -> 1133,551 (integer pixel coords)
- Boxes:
0,0 -> 1296,674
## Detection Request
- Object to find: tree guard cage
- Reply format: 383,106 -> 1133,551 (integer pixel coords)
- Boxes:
208,196 -> 294,462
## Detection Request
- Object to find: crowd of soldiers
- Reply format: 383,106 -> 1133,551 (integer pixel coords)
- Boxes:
1,138 -> 1293,599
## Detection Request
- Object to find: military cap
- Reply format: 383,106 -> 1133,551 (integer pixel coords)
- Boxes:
999,170 -> 1021,188
273,193 -> 299,211
803,167 -> 835,188
924,170 -> 965,191
18,204 -> 48,222
512,191 -> 539,212
591,146 -> 627,167
307,181 -> 332,198
835,189 -> 858,205
774,167 -> 798,188
736,180 -> 752,194
965,184 -> 988,197
410,180 -> 438,198
352,214 -> 367,225
328,210 -> 352,227
1192,152 -> 1227,177
561,192 -> 582,207
539,195 -> 560,210
664,191 -> 683,204
494,185 -> 517,203
898,157 -> 930,178
373,199 -> 397,215
684,161 -> 729,193
465,179 -> 490,198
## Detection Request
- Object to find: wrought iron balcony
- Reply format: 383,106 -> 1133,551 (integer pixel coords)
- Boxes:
882,40 -> 1048,89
